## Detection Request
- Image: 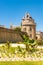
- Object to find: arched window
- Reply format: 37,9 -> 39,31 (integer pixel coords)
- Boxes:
27,15 -> 29,18
36,36 -> 38,40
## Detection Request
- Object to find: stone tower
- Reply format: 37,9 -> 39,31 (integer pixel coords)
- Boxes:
21,12 -> 36,39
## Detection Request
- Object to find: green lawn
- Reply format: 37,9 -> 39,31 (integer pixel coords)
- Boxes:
0,61 -> 43,65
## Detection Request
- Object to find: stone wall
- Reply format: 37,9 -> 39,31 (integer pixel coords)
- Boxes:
0,27 -> 24,43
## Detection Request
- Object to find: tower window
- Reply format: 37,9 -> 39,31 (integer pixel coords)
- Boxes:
30,27 -> 32,31
30,34 -> 32,38
23,28 -> 26,32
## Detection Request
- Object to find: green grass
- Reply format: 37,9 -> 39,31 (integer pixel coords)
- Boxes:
0,61 -> 43,65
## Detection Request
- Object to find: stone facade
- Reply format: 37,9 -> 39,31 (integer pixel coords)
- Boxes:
21,13 -> 36,39
36,31 -> 43,40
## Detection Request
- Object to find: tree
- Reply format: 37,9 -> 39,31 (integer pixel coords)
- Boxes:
25,41 -> 37,53
23,35 -> 29,42
14,27 -> 21,31
29,39 -> 35,43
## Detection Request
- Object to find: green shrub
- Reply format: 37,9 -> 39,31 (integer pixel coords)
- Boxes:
29,39 -> 35,43
17,46 -> 22,52
5,41 -> 11,49
36,40 -> 43,45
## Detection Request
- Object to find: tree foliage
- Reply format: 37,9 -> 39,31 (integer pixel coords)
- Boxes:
14,27 -> 21,31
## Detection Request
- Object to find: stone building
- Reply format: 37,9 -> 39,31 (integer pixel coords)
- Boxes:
21,13 -> 36,39
0,12 -> 43,42
36,31 -> 43,40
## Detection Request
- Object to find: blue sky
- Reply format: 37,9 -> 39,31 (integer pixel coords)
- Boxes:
0,0 -> 43,31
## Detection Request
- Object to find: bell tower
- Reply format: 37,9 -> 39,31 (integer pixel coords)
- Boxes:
21,12 -> 36,39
